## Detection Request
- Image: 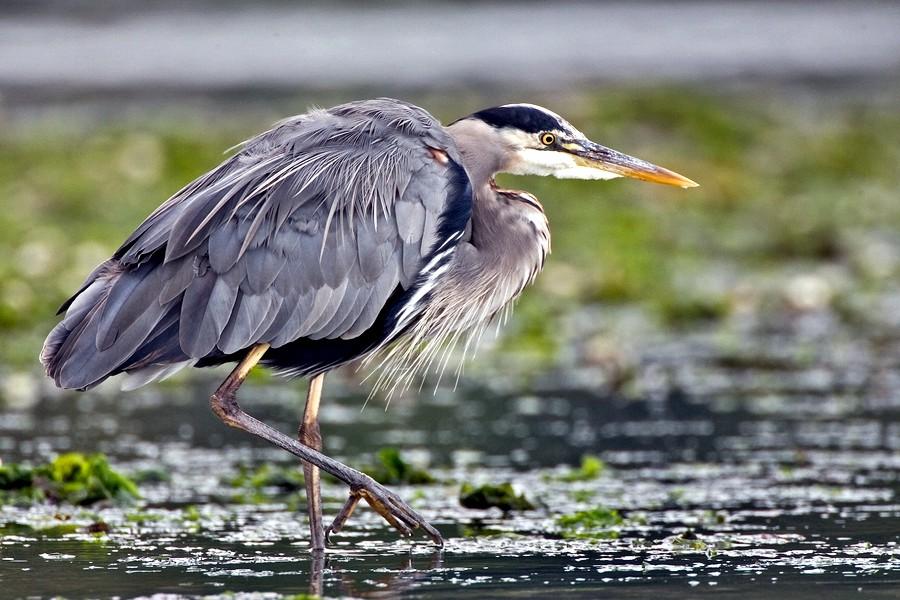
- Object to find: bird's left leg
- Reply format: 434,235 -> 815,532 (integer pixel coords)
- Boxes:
299,373 -> 325,553
209,344 -> 443,546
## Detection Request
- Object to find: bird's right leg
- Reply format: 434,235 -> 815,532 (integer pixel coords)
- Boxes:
209,344 -> 443,546
299,373 -> 325,553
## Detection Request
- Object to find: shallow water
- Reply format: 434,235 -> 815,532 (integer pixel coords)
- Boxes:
3,304 -> 900,598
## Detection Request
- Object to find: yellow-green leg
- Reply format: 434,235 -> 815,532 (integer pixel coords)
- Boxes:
209,344 -> 443,548
299,373 -> 325,552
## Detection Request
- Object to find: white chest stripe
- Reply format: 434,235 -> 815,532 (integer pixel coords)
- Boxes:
391,230 -> 464,334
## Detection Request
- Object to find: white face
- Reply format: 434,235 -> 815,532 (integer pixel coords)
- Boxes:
497,126 -> 623,181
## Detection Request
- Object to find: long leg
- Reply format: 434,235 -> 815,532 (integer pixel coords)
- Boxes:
210,344 -> 442,545
299,373 -> 325,552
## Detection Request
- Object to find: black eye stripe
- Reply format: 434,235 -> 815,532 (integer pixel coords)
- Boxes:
471,105 -> 563,134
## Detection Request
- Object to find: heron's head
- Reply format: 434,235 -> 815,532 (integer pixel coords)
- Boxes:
455,103 -> 698,188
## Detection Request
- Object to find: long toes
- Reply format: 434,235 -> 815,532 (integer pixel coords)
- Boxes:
418,519 -> 444,546
373,490 -> 443,546
383,511 -> 414,537
360,491 -> 414,536
330,478 -> 442,545
387,498 -> 444,546
385,499 -> 420,529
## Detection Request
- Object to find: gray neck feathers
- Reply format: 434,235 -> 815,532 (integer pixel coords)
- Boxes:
446,118 -> 510,188
368,120 -> 549,396
445,117 -> 549,299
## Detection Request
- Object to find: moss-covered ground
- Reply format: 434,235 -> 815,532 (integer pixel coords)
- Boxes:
2,87 -> 899,375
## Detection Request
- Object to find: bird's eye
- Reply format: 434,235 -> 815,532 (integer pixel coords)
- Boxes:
540,132 -> 556,146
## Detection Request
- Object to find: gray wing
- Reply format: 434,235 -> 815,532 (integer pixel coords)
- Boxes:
43,98 -> 473,389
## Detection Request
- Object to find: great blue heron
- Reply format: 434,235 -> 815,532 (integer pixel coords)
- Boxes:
41,98 -> 696,550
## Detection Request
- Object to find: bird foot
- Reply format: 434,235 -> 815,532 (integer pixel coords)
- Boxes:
325,474 -> 443,547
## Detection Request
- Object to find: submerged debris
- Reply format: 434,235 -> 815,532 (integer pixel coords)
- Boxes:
459,482 -> 535,512
84,520 -> 111,535
0,453 -> 139,506
130,467 -> 170,484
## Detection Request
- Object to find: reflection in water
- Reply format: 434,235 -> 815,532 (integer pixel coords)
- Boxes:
309,550 -> 324,597
331,550 -> 444,599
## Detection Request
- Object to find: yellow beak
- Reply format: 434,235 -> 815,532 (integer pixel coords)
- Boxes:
572,140 -> 699,188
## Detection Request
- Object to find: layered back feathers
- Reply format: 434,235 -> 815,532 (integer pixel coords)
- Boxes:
41,99 -> 472,390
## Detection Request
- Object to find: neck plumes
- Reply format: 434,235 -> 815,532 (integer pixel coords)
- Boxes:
367,120 -> 550,397
468,182 -> 550,302
446,118 -> 550,303
371,180 -> 549,396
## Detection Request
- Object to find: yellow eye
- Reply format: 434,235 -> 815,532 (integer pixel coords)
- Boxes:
540,132 -> 556,146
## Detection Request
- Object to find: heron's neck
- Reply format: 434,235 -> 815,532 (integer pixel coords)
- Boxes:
447,119 -> 509,188
466,182 -> 549,296
446,118 -> 549,300
470,183 -> 549,254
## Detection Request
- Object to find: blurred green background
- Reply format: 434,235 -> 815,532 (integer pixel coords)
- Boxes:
3,87 -> 899,378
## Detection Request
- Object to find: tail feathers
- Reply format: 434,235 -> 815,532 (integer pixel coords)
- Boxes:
120,359 -> 196,391
41,260 -> 178,390
41,277 -> 110,387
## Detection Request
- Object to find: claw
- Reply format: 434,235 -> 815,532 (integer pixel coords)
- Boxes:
419,519 -> 444,547
325,478 -> 444,547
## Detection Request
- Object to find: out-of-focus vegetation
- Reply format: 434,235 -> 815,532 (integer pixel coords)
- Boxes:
0,452 -> 139,506
459,482 -> 535,512
554,455 -> 606,482
2,87 -> 899,377
227,462 -> 306,493
556,507 -> 624,540
367,447 -> 436,485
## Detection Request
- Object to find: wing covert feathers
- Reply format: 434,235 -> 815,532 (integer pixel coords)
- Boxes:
41,98 -> 473,389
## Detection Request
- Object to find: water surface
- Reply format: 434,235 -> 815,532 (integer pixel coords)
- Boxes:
4,301 -> 900,598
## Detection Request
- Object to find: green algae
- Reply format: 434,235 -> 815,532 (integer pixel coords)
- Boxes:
368,447 -> 436,485
125,511 -> 164,525
0,453 -> 139,506
459,482 -> 535,512
557,455 -> 606,482
556,507 -> 624,540
227,463 -> 305,493
0,522 -> 78,536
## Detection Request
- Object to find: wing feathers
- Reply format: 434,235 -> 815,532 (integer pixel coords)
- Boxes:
43,98 -> 474,389
343,258 -> 401,339
208,219 -> 243,273
218,291 -> 275,354
95,262 -> 156,350
176,258 -> 244,356
395,199 -> 425,244
244,246 -> 286,294
159,256 -> 195,304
